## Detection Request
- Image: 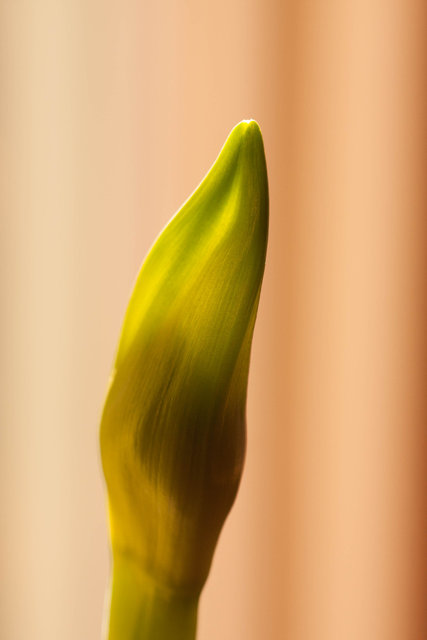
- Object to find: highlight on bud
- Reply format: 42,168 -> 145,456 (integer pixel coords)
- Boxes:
100,120 -> 268,626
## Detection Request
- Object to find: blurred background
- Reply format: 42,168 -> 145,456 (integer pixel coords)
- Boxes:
1,1 -> 426,639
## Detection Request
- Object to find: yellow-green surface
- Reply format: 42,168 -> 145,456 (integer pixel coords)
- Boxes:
100,120 -> 268,639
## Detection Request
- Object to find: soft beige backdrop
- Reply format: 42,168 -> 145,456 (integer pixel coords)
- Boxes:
1,1 -> 426,639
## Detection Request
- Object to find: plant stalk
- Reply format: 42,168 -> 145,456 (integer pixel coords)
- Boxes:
106,555 -> 198,640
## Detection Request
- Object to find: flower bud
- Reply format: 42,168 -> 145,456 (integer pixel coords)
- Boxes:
100,120 -> 268,597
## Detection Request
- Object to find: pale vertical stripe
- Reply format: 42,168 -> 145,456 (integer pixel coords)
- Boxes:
1,1 -> 76,637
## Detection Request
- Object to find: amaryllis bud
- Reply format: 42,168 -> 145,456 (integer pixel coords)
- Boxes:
100,120 -> 268,639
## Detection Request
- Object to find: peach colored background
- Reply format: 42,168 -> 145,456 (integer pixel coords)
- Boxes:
1,1 -> 426,639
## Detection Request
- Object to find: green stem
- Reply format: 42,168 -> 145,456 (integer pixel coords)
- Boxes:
106,555 -> 199,640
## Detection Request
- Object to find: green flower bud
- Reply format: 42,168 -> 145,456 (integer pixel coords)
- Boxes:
100,120 -> 268,638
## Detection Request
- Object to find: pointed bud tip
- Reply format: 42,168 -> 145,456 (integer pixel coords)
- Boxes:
223,119 -> 266,182
229,118 -> 263,143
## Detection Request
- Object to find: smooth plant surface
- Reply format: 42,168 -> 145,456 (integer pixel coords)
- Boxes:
100,120 -> 269,639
